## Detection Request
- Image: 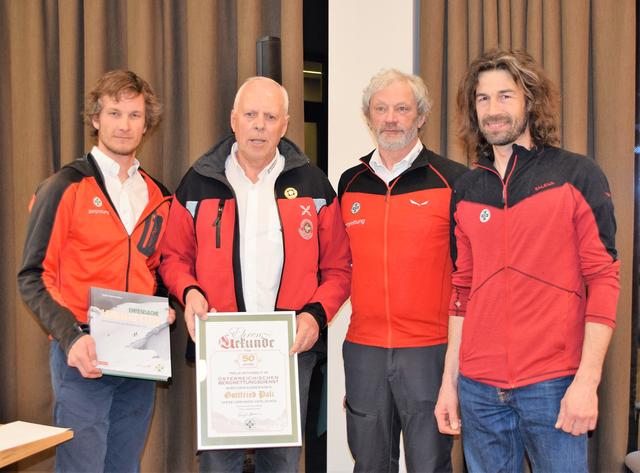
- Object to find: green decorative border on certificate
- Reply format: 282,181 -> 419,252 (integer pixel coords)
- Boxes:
196,312 -> 300,450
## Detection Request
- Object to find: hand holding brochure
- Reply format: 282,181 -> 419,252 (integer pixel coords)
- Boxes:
89,287 -> 171,381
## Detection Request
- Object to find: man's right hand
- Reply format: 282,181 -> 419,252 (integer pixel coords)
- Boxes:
185,288 -> 212,341
67,335 -> 102,378
434,381 -> 461,435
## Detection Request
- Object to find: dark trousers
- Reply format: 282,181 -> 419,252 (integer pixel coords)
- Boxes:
199,350 -> 317,473
343,341 -> 452,473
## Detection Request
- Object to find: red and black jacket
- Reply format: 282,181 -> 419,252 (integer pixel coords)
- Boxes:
158,136 -> 351,332
338,146 -> 468,348
18,153 -> 172,354
451,144 -> 620,388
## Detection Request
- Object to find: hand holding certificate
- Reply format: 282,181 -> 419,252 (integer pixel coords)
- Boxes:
195,312 -> 301,450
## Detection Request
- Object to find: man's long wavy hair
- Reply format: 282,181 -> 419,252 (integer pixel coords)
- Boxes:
457,49 -> 560,160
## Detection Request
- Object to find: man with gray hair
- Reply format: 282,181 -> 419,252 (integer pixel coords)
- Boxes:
160,76 -> 351,472
338,69 -> 467,472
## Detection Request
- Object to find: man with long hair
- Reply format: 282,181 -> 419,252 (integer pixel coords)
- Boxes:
19,70 -> 173,472
434,49 -> 619,472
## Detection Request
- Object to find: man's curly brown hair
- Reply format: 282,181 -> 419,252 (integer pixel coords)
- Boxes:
84,70 -> 162,137
457,49 -> 560,160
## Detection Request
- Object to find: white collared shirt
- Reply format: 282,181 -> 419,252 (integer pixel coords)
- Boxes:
91,146 -> 148,235
369,141 -> 424,185
225,143 -> 285,312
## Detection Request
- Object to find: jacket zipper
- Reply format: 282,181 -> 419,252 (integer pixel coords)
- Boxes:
213,199 -> 226,248
124,197 -> 171,292
360,159 -> 404,347
477,156 -> 518,387
383,179 -> 401,347
273,187 -> 286,309
125,237 -> 132,291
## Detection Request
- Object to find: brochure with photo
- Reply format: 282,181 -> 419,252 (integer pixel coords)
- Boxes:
89,287 -> 171,381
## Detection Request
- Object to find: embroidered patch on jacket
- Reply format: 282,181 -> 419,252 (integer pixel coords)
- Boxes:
300,205 -> 311,216
88,196 -> 109,215
351,202 -> 361,214
284,187 -> 298,199
479,208 -> 491,223
298,219 -> 313,240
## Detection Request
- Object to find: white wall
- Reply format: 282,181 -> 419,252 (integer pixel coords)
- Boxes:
327,1 -> 416,471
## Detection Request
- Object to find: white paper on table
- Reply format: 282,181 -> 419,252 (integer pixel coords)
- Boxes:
0,421 -> 70,451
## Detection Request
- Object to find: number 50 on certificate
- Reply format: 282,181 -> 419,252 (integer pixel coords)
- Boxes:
195,312 -> 301,450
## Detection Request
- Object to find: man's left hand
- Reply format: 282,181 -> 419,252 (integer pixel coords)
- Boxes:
290,312 -> 319,354
554,378 -> 598,436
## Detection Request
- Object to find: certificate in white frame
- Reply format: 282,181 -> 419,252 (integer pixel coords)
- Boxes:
195,311 -> 301,450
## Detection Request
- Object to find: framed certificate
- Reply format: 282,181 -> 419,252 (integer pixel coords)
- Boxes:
195,312 -> 301,450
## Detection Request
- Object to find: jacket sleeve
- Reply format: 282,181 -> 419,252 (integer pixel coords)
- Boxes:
158,196 -> 202,304
300,193 -> 352,327
449,187 -> 472,317
573,161 -> 620,328
17,174 -> 87,354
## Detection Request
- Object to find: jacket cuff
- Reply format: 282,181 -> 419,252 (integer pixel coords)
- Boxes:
59,323 -> 89,355
299,302 -> 327,329
448,286 -> 469,317
183,285 -> 206,305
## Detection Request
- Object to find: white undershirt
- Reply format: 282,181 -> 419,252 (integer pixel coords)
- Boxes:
225,143 -> 285,312
91,146 -> 149,235
369,141 -> 424,185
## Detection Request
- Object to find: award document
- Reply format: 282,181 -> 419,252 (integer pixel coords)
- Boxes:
195,312 -> 301,450
88,287 -> 171,381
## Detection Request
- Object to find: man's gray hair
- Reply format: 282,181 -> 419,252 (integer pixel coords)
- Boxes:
362,69 -> 432,119
233,76 -> 290,114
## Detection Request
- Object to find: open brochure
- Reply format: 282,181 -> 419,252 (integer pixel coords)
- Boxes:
89,287 -> 171,381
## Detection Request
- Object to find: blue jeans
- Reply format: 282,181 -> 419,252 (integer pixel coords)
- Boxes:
50,340 -> 156,473
458,375 -> 587,473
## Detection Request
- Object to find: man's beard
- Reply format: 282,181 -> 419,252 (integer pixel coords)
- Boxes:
480,112 -> 528,146
375,123 -> 419,151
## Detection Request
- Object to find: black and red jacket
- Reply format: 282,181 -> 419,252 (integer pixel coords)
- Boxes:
158,136 -> 351,331
338,146 -> 468,348
18,154 -> 172,354
451,144 -> 620,388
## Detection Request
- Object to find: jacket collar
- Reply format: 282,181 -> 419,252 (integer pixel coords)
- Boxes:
64,153 -> 170,197
192,134 -> 310,180
476,143 -> 539,170
360,143 -> 432,174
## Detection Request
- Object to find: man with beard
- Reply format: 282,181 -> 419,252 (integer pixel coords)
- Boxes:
18,70 -> 173,472
338,69 -> 467,472
434,49 -> 619,472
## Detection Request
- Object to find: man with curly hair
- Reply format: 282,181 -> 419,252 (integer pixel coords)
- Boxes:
19,70 -> 173,472
434,49 -> 619,472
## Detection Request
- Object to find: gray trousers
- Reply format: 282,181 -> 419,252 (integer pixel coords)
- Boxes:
343,341 -> 452,473
199,351 -> 317,473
